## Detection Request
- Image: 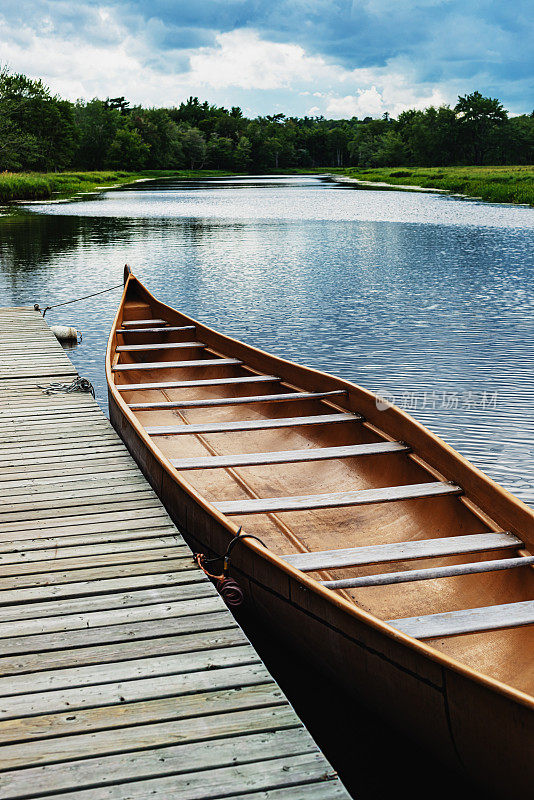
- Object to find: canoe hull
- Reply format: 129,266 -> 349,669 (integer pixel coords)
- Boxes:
109,389 -> 534,797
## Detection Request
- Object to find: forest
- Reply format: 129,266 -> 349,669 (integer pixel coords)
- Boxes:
0,69 -> 532,174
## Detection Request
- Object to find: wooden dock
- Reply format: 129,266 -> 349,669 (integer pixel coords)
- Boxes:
0,307 -> 350,800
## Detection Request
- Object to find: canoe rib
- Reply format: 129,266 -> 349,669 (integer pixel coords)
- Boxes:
146,413 -> 360,436
321,556 -> 534,590
171,442 -> 410,470
284,532 -> 523,571
389,600 -> 534,639
129,390 -> 346,411
214,481 -> 462,515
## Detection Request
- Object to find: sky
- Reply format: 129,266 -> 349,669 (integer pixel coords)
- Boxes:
0,1 -> 532,118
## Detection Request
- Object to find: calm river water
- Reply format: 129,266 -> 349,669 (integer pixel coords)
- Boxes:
1,175 -> 532,507
1,174 -> 533,796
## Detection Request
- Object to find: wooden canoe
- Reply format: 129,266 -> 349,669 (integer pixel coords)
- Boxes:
107,267 -> 534,795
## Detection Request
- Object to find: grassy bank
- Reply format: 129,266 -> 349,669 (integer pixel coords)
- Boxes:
0,169 -> 237,203
2,166 -> 533,206
340,165 -> 534,205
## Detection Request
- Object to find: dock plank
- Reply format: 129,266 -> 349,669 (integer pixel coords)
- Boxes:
30,754 -> 341,800
0,524 -> 180,551
0,611 -> 235,657
0,682 -> 280,745
0,645 -> 258,696
0,626 -> 246,676
0,726 -> 314,799
0,568 -> 205,607
0,706 -> 299,772
0,534 -> 185,564
0,558 -> 195,591
0,582 -> 213,623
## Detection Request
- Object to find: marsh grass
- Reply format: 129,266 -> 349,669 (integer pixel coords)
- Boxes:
341,165 -> 534,205
2,166 -> 532,206
0,169 -> 235,203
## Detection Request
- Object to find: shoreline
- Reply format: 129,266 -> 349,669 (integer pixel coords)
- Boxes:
336,165 -> 534,206
0,169 -> 240,208
1,166 -> 532,208
327,173 -> 448,194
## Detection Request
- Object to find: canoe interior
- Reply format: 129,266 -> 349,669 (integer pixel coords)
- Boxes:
110,280 -> 534,700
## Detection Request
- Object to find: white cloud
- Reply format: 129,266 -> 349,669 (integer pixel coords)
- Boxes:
187,30 -> 341,90
0,12 -> 455,116
326,87 -> 385,118
0,0 -> 530,116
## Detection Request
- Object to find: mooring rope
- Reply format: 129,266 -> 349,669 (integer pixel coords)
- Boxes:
35,283 -> 123,317
37,377 -> 95,397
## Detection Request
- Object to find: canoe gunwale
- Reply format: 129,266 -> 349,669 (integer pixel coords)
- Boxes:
105,272 -> 534,713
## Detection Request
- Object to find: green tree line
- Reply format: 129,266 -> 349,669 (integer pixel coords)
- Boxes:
0,68 -> 532,172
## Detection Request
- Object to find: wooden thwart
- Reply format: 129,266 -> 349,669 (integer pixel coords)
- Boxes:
117,325 -> 195,334
388,600 -> 534,639
130,389 -> 345,411
321,556 -> 534,590
171,441 -> 408,470
116,342 -> 205,352
113,358 -> 242,372
284,532 -> 522,571
121,319 -> 168,327
117,375 -> 280,392
146,412 -> 360,436
215,481 -> 462,516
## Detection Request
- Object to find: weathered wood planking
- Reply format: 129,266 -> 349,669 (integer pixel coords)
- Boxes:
284,532 -> 523,571
171,441 -> 409,470
215,480 -> 462,515
0,307 -> 349,800
0,308 -> 76,380
129,389 -> 345,410
113,357 -> 242,371
116,375 -> 280,391
116,341 -> 205,352
116,325 -> 196,334
321,556 -> 534,590
389,600 -> 534,639
120,318 -> 168,326
146,411 -> 360,436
